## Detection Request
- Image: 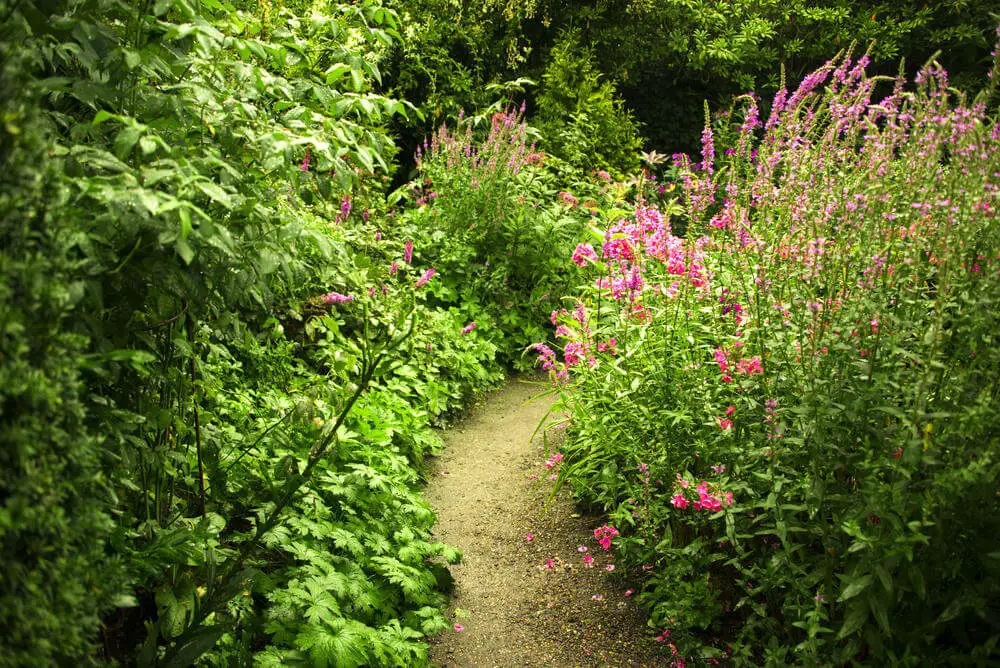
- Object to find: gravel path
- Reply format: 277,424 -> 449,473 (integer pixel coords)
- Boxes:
425,377 -> 668,667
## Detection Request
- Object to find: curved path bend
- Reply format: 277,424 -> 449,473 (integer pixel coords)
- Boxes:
426,377 -> 667,667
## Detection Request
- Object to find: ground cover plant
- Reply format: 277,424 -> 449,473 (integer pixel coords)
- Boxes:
541,50 -> 1000,663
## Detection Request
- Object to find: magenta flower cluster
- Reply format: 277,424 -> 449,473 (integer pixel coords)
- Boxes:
593,524 -> 619,552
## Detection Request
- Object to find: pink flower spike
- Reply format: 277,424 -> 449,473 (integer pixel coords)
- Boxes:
725,405 -> 735,416
461,322 -> 477,335
415,267 -> 437,288
323,291 -> 354,304
453,624 -> 464,632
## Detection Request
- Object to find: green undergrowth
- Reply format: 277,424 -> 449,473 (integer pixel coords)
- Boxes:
0,1 -> 508,665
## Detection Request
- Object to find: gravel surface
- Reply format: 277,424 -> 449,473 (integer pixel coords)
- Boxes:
425,377 -> 669,667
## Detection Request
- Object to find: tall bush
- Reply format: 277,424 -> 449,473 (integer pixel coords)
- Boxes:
536,32 -> 642,175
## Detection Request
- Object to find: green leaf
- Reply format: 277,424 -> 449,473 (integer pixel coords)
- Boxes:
839,574 -> 872,602
194,180 -> 233,208
175,238 -> 195,265
113,126 -> 142,158
162,624 -> 229,668
92,110 -> 116,125
838,599 -> 869,639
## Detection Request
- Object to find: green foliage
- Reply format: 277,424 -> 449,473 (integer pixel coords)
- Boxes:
5,0 -> 999,663
398,107 -> 597,367
536,32 -> 642,175
0,0 -> 503,664
389,0 -> 999,150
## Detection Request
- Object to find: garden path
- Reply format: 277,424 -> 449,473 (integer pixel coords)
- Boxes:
425,377 -> 666,667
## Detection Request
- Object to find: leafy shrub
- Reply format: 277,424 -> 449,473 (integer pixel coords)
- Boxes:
542,50 -> 1000,663
399,106 -> 592,366
536,32 -> 643,176
0,25 -> 127,662
0,0 -> 502,664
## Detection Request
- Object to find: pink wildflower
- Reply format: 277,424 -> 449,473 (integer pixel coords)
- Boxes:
594,525 -> 619,552
718,417 -> 733,430
525,533 -> 534,542
323,292 -> 354,304
404,239 -> 413,264
596,338 -> 618,354
583,554 -> 594,568
578,545 -> 588,553
461,322 -> 476,335
572,243 -> 599,267
453,624 -> 464,632
415,267 -> 437,288
531,343 -> 558,371
670,494 -> 690,509
714,347 -> 729,373
735,357 -> 763,375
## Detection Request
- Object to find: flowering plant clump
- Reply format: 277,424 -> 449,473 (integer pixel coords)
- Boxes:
402,104 -> 598,368
541,49 -> 1000,663
593,524 -> 619,552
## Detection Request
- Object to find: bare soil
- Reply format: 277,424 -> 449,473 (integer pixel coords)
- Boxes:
425,377 -> 668,667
